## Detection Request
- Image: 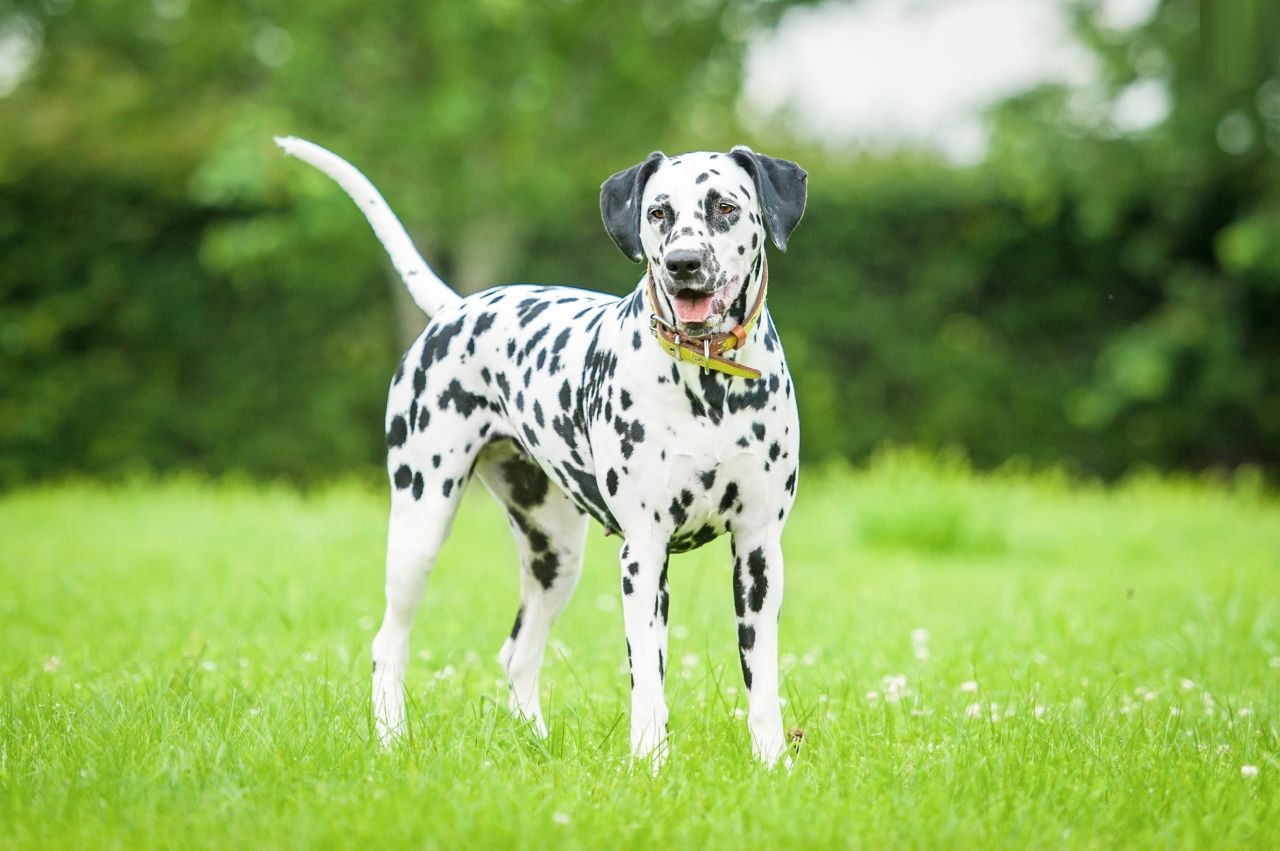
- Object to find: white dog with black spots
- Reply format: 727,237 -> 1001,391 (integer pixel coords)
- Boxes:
277,136 -> 807,768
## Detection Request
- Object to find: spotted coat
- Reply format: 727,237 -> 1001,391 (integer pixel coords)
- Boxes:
278,137 -> 807,769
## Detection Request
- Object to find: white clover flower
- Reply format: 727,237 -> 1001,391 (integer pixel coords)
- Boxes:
1241,764 -> 1259,779
42,656 -> 61,673
553,812 -> 571,825
882,674 -> 908,703
959,680 -> 979,693
964,702 -> 983,719
1179,678 -> 1197,691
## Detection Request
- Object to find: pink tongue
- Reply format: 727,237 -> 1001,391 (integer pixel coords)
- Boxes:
673,291 -> 715,324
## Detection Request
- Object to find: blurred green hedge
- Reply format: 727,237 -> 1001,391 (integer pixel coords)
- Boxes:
1,0 -> 1277,485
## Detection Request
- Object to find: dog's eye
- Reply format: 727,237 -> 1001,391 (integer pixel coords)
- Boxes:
718,202 -> 737,215
648,207 -> 666,220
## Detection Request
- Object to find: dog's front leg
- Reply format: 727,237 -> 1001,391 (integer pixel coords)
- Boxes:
731,534 -> 788,767
619,539 -> 670,768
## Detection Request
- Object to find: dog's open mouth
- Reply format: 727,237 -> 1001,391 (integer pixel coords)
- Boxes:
671,280 -> 737,327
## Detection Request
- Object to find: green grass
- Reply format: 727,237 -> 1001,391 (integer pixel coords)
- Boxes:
2,451 -> 1278,849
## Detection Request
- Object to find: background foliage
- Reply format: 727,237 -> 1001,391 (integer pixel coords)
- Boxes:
1,0 -> 1277,485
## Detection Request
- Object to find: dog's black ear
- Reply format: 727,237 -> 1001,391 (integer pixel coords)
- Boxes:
729,146 -> 807,252
600,151 -> 666,262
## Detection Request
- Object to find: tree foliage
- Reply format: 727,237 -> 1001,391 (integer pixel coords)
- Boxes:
1,0 -> 1276,485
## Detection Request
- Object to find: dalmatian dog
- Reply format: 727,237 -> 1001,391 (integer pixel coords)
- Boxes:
276,137 -> 806,767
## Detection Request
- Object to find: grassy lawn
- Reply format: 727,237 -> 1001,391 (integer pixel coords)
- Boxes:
2,452 -> 1277,849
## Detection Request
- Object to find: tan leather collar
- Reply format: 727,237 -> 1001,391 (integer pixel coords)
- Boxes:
645,258 -> 768,380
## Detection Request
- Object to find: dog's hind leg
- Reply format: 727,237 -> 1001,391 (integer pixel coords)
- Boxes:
476,439 -> 588,737
371,413 -> 487,745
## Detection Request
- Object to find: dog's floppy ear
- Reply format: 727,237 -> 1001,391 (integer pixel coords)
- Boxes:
600,151 -> 666,262
729,146 -> 807,252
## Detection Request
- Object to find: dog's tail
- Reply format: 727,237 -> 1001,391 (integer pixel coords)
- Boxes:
275,136 -> 460,318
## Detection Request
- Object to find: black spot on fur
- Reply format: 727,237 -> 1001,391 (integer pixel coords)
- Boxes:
732,557 -> 746,618
386,416 -> 407,449
718,482 -> 739,513
419,317 -> 466,370
747,547 -> 768,613
501,452 -> 549,509
606,468 -> 619,497
668,496 -> 687,525
412,471 -> 424,500
438,380 -> 485,418
393,465 -> 412,490
522,327 -> 549,359
473,312 -> 496,337
531,551 -> 558,589
517,300 -> 550,328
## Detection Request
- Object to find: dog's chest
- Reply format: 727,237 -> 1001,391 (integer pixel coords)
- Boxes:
598,363 -> 798,543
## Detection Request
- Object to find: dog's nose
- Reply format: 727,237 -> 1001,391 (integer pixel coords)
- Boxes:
664,249 -> 703,281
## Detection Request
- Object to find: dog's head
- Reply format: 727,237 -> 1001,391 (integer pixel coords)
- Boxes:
600,148 -> 807,335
